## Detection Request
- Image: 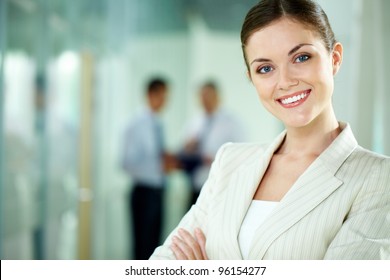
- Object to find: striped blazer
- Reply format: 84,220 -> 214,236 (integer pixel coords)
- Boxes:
150,123 -> 390,260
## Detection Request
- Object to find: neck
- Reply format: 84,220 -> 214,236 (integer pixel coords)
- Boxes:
149,106 -> 160,114
279,108 -> 341,157
206,106 -> 218,116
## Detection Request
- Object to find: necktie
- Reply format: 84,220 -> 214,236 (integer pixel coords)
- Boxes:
199,115 -> 213,152
154,119 -> 164,156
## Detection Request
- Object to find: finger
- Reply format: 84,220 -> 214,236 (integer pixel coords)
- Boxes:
195,228 -> 208,260
178,229 -> 203,260
172,235 -> 196,259
170,243 -> 187,260
177,230 -> 202,259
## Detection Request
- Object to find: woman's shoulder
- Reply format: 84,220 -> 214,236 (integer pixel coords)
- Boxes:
351,145 -> 390,166
346,146 -> 390,191
219,141 -> 270,154
213,141 -> 270,169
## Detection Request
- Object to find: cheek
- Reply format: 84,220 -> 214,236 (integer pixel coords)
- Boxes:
253,79 -> 275,100
296,61 -> 333,91
312,57 -> 334,82
252,83 -> 276,113
312,65 -> 334,91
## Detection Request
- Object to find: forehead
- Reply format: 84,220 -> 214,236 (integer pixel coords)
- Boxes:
201,86 -> 216,94
150,85 -> 167,93
246,18 -> 322,57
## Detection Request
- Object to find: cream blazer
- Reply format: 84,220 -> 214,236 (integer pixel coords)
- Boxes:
150,123 -> 390,260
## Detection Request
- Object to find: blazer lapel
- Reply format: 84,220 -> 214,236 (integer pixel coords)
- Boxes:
248,122 -> 358,259
248,160 -> 343,259
219,131 -> 287,259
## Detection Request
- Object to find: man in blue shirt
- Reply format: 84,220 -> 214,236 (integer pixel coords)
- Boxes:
121,78 -> 174,259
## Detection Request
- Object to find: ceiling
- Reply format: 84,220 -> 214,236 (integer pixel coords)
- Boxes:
7,0 -> 258,55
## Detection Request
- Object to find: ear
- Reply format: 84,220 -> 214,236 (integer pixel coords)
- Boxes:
332,42 -> 343,76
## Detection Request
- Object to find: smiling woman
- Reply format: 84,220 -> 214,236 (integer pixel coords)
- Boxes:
150,0 -> 390,260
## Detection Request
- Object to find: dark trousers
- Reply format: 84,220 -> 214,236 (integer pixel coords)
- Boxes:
176,152 -> 203,211
130,183 -> 164,260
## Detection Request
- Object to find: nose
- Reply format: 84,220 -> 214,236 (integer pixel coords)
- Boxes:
277,66 -> 299,90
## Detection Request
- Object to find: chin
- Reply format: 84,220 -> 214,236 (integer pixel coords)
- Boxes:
282,115 -> 314,129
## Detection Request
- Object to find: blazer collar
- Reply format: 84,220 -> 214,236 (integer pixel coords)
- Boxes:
223,122 -> 358,259
316,122 -> 358,174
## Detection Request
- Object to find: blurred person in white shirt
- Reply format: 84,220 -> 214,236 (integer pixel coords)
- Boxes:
178,81 -> 246,209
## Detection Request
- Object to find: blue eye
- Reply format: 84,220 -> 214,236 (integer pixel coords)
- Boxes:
258,65 -> 273,74
295,54 -> 310,63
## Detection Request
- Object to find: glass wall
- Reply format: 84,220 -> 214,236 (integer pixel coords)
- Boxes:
1,0 -> 389,260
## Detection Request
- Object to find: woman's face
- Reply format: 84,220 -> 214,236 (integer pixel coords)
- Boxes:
245,17 -> 342,129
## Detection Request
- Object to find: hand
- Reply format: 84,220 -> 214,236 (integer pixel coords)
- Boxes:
202,156 -> 213,166
163,153 -> 179,173
184,139 -> 199,153
170,228 -> 208,260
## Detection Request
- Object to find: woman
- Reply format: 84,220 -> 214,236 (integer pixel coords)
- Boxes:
150,0 -> 390,260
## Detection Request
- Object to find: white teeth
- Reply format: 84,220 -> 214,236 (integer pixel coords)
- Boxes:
281,92 -> 307,105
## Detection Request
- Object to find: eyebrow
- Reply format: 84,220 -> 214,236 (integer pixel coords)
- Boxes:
288,43 -> 312,56
250,43 -> 313,65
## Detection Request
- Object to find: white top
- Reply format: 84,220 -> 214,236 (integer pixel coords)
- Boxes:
238,200 -> 279,259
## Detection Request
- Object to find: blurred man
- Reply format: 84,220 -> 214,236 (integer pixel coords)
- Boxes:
179,81 -> 246,209
121,77 -> 175,259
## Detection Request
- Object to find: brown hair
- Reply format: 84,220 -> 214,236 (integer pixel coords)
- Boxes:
145,77 -> 168,96
240,0 -> 336,70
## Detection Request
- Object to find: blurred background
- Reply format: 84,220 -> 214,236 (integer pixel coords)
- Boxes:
0,0 -> 389,259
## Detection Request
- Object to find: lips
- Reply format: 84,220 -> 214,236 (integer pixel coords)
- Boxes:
277,89 -> 311,108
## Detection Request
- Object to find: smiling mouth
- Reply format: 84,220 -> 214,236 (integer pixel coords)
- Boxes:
277,89 -> 311,107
